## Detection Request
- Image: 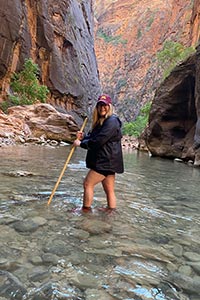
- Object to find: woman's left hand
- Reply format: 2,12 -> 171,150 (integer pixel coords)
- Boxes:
76,131 -> 84,140
73,139 -> 81,147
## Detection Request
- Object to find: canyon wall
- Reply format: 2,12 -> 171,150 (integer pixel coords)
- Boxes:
144,0 -> 200,163
1,0 -> 200,153
0,0 -> 101,122
94,0 -> 199,121
94,0 -> 200,163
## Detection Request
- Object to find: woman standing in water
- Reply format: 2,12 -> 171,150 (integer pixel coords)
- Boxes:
73,94 -> 124,212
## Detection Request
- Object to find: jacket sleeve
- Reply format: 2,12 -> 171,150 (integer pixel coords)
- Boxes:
80,133 -> 91,150
81,116 -> 121,151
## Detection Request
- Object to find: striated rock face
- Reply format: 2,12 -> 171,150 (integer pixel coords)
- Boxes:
94,0 -> 199,121
0,0 -> 101,119
0,103 -> 79,145
190,0 -> 200,45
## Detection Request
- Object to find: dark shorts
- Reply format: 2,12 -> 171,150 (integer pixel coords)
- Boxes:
92,168 -> 115,177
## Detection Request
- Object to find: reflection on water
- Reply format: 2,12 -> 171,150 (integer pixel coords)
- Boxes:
0,145 -> 200,300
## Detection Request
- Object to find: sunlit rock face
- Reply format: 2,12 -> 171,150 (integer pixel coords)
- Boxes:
0,0 -> 101,119
94,0 -> 200,121
0,103 -> 79,145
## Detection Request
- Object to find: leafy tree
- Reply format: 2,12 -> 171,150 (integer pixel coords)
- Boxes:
157,41 -> 195,78
10,58 -> 49,105
122,101 -> 151,137
1,59 -> 49,112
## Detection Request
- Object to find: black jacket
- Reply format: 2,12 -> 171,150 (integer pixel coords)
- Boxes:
80,115 -> 124,173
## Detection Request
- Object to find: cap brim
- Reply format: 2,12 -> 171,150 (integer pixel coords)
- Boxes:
97,100 -> 109,105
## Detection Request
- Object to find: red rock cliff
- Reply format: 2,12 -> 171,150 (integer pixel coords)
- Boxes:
0,0 -> 101,119
144,0 -> 200,164
94,0 -> 200,121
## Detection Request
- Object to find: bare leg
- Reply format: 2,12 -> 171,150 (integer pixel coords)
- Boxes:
83,169 -> 105,209
102,174 -> 116,209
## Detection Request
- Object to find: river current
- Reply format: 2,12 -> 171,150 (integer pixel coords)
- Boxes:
0,144 -> 200,300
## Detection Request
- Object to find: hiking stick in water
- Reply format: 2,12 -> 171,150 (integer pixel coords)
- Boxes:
47,117 -> 88,206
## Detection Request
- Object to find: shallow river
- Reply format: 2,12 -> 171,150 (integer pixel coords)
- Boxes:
0,144 -> 200,300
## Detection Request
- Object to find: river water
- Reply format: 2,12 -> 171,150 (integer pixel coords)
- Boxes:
0,144 -> 200,300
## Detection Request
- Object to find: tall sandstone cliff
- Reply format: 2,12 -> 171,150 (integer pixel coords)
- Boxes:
1,0 -> 200,155
94,0 -> 200,164
0,0 -> 101,120
144,0 -> 200,164
94,0 -> 200,121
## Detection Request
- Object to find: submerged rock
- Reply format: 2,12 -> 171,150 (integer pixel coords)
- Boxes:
0,270 -> 27,299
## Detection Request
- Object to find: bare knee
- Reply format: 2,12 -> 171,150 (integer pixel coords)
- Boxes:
83,177 -> 91,190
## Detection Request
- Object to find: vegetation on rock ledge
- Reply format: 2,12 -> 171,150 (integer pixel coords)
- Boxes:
157,41 -> 195,79
122,101 -> 151,137
1,59 -> 49,113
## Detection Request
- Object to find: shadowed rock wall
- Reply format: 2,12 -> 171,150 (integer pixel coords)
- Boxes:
144,0 -> 200,164
0,0 -> 101,121
145,54 -> 197,160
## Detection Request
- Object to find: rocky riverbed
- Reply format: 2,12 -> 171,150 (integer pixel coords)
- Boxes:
0,145 -> 200,299
1,201 -> 200,300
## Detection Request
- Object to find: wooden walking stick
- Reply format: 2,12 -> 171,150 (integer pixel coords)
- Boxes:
47,117 -> 88,206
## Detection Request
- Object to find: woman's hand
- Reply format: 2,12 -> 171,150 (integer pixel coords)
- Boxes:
73,131 -> 85,147
76,131 -> 84,140
73,139 -> 81,147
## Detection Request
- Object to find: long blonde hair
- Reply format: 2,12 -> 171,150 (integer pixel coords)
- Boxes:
91,103 -> 114,129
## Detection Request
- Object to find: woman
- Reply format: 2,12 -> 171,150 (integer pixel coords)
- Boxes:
73,94 -> 124,212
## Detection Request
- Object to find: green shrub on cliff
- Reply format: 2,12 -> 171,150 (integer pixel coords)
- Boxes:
122,101 -> 151,137
157,41 -> 195,78
97,29 -> 127,45
10,58 -> 49,105
1,59 -> 49,112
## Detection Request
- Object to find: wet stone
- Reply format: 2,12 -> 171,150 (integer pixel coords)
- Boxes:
178,265 -> 192,276
29,256 -> 43,265
0,215 -> 20,225
168,272 -> 200,294
173,238 -> 191,246
0,258 -> 21,271
0,258 -> 8,266
85,288 -> 115,300
72,273 -> 99,289
69,228 -> 90,240
27,282 -> 83,300
172,244 -> 183,257
3,170 -> 35,177
28,267 -> 50,282
31,216 -> 47,226
86,235 -> 114,249
43,239 -> 72,256
12,219 -> 40,233
183,252 -> 200,262
166,262 -> 178,272
41,253 -> 60,265
187,261 -> 200,274
66,251 -> 88,265
0,270 -> 27,299
84,263 -> 105,274
84,247 -> 122,257
77,219 -> 112,234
